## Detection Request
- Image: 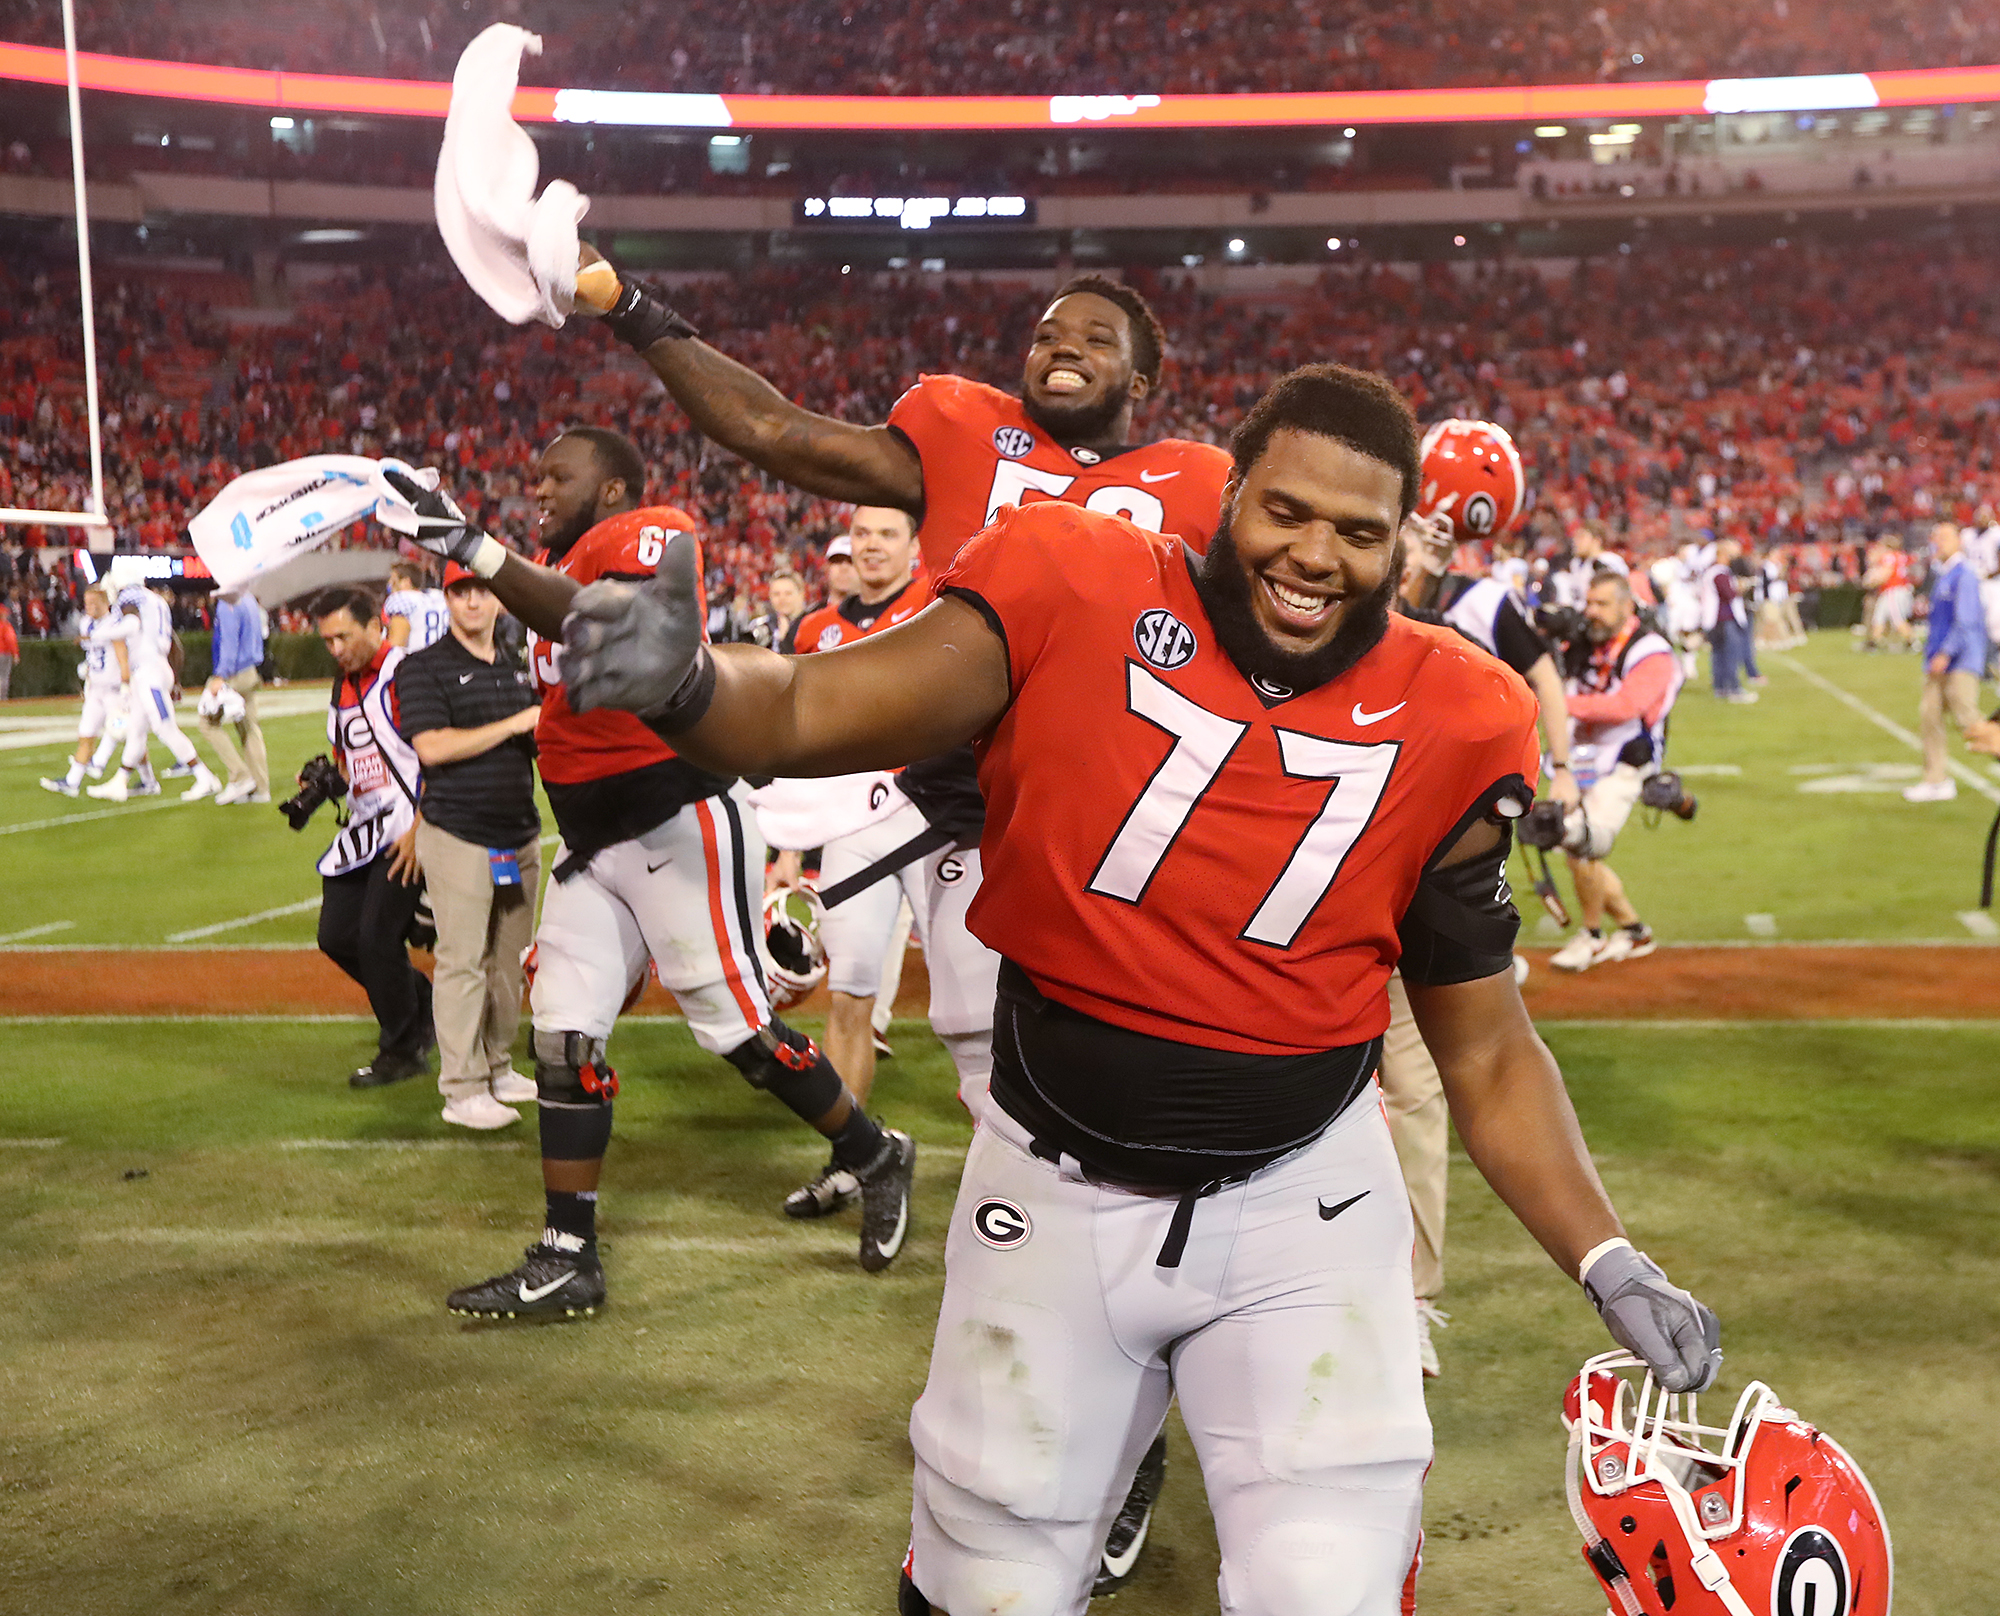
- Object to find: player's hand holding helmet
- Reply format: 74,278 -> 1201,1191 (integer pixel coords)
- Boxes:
562,527 -> 715,727
761,885 -> 828,1011
1582,1241 -> 1721,1393
1563,1352 -> 1891,1616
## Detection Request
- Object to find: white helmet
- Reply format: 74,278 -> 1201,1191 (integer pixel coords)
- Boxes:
762,885 -> 827,1011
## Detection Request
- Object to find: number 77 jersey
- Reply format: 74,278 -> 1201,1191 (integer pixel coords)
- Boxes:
939,501 -> 1541,1057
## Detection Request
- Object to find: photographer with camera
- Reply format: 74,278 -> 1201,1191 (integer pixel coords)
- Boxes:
296,585 -> 434,1088
1530,571 -> 1691,972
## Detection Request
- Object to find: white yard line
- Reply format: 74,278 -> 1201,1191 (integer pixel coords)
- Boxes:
1957,910 -> 2000,939
0,920 -> 74,943
1776,653 -> 2000,804
0,1137 -> 64,1147
0,798 -> 186,836
1744,913 -> 1779,937
165,898 -> 322,942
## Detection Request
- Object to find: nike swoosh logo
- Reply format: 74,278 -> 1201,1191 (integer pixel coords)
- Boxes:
646,858 -> 670,874
1351,702 -> 1406,726
459,673 -> 474,683
1100,1515 -> 1153,1579
518,1272 -> 575,1301
874,1200 -> 908,1262
1318,1191 -> 1369,1222
1137,469 -> 1179,484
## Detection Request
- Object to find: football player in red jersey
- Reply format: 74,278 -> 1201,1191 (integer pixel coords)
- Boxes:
557,367 -> 1723,1616
382,431 -> 916,1321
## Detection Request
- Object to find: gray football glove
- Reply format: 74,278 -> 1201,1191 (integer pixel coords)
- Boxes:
379,468 -> 483,566
561,527 -> 714,728
1582,1245 -> 1721,1393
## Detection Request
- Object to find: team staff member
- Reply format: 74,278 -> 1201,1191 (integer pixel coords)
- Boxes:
396,563 -> 544,1130
382,428 -> 913,1320
201,586 -> 271,805
561,364 -> 1722,1616
1903,520 -> 1989,804
310,586 -> 434,1089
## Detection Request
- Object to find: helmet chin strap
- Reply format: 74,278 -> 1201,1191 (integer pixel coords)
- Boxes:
1565,1420 -> 1647,1616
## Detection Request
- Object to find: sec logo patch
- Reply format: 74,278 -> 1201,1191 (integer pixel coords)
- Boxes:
1134,608 -> 1197,671
993,426 -> 1036,459
972,1198 -> 1031,1249
1773,1528 -> 1850,1616
817,624 -> 845,651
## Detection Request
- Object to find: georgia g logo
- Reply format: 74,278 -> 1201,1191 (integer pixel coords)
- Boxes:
1134,608 -> 1197,671
993,426 -> 1036,459
972,1198 -> 1031,1249
1461,490 -> 1500,536
1773,1527 -> 1850,1616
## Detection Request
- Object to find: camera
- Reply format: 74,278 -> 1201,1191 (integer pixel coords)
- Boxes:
1518,799 -> 1569,850
280,754 -> 347,831
1640,769 -> 1699,821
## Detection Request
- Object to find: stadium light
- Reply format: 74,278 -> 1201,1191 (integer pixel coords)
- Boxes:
269,115 -> 293,129
1535,125 -> 1567,136
1227,237 -> 1246,254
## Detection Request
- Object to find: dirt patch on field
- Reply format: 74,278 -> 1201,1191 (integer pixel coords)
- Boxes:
3,945 -> 1995,1020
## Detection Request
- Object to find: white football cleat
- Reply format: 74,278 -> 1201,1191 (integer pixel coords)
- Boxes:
441,1092 -> 522,1130
182,768 -> 223,802
1902,779 -> 1956,803
1593,925 -> 1656,965
1549,930 -> 1605,972
212,778 -> 254,806
39,776 -> 79,797
491,1069 -> 537,1104
85,774 -> 130,802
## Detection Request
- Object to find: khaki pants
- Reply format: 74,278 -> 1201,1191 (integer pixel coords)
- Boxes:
1380,971 -> 1445,1302
416,821 -> 540,1101
200,667 -> 269,794
1920,668 -> 1983,784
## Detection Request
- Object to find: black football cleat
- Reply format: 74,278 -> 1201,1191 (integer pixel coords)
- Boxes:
855,1129 -> 914,1272
1093,1434 -> 1168,1597
349,1048 -> 427,1088
784,1156 -> 860,1220
447,1235 -> 605,1320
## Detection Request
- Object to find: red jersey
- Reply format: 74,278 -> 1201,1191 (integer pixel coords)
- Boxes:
940,503 -> 1540,1056
887,374 -> 1231,573
530,505 -> 701,785
792,576 -> 928,655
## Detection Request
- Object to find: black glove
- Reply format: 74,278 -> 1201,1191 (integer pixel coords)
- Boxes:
602,279 -> 701,353
380,468 -> 484,566
1583,1244 -> 1722,1393
561,527 -> 714,728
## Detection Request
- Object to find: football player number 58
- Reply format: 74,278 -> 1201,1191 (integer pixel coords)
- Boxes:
984,463 -> 1167,534
1086,664 -> 1398,948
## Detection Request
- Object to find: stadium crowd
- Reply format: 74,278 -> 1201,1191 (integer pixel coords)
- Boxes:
5,237 -> 1999,635
4,0 -> 1999,96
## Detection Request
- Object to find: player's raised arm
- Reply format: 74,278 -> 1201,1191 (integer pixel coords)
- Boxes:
381,468 -> 580,640
561,530 -> 1009,777
579,246 -> 923,510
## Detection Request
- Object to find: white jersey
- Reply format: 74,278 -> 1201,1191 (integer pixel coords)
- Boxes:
82,614 -> 127,690
747,772 -> 909,853
116,586 -> 174,656
1551,552 -> 1631,611
1442,575 -> 1511,656
383,587 -> 450,652
1969,523 -> 2000,582
108,605 -> 172,685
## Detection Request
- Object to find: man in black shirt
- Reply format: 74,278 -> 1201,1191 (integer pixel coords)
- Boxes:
397,562 -> 544,1130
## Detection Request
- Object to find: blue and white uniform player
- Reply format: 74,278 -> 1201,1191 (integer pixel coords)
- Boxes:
86,583 -> 220,803
40,586 -> 131,796
383,562 -> 451,652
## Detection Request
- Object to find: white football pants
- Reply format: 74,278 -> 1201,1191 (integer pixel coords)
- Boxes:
123,676 -> 199,770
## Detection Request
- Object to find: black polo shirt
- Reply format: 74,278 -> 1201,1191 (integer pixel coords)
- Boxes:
395,631 -> 541,849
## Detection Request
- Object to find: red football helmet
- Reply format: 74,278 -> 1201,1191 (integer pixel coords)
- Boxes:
1416,419 -> 1526,541
1563,1353 -> 1892,1616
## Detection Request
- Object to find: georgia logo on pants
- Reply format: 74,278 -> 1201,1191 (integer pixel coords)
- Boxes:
971,1198 -> 1031,1249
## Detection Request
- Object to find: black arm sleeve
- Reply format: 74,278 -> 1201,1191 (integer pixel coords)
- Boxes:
1490,597 -> 1552,676
1397,824 -> 1521,986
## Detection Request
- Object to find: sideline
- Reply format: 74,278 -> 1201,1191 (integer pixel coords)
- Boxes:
0,797 -> 187,836
1777,653 -> 2000,804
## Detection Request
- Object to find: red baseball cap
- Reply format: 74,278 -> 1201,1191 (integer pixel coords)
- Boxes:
441,561 -> 486,591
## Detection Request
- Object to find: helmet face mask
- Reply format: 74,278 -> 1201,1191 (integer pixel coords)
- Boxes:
1416,418 -> 1526,543
1562,1353 -> 1892,1616
761,885 -> 828,1011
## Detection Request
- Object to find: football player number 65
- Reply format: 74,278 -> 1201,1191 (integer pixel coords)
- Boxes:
1086,664 -> 1398,948
635,526 -> 667,567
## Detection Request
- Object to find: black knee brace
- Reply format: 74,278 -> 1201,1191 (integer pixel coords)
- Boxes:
534,1028 -> 617,1161
897,1570 -> 932,1616
723,1020 -> 844,1122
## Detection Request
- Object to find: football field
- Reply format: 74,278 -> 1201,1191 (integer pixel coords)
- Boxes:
3,630 -> 1998,1615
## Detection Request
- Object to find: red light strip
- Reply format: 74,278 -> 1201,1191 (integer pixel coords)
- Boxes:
3,40 -> 1998,129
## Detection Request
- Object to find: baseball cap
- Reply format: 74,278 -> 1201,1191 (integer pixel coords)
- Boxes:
826,535 -> 853,560
441,561 -> 486,591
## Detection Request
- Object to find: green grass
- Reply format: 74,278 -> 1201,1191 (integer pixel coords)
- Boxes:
2,1018 -> 1995,1615
1,632 -> 1995,948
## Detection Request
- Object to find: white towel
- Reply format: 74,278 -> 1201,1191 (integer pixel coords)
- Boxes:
435,24 -> 587,329
188,456 -> 440,592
